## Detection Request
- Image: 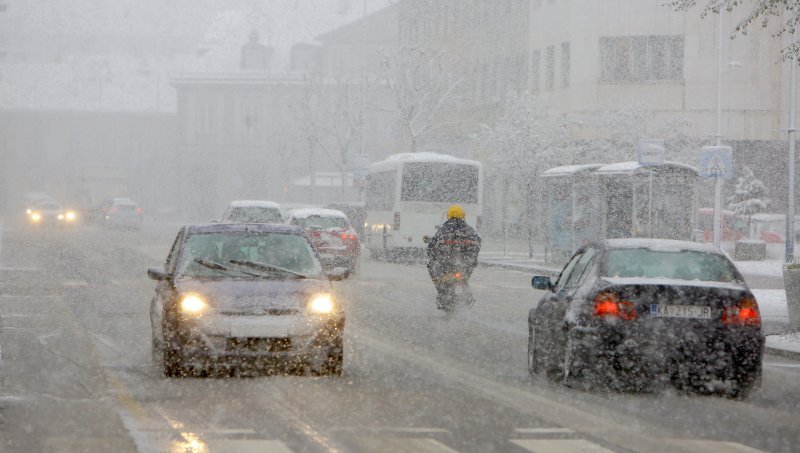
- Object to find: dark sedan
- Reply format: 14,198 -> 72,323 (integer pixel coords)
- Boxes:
147,223 -> 348,377
527,239 -> 764,398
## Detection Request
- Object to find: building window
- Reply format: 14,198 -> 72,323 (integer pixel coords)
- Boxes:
531,49 -> 540,93
561,42 -> 571,88
599,35 -> 684,82
545,45 -> 555,91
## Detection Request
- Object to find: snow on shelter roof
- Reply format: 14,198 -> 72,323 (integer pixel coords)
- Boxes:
369,152 -> 481,172
289,208 -> 347,219
229,200 -> 281,209
594,161 -> 698,176
541,164 -> 604,177
605,238 -> 721,254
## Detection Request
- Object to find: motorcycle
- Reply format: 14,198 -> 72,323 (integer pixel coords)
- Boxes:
424,235 -> 477,314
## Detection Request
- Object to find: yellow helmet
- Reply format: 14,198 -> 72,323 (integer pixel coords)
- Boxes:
447,205 -> 465,219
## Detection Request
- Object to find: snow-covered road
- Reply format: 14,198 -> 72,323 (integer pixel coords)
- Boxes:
1,224 -> 799,452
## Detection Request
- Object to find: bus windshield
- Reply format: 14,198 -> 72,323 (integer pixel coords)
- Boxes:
400,162 -> 479,203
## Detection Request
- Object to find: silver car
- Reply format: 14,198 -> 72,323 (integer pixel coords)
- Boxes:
147,223 -> 348,377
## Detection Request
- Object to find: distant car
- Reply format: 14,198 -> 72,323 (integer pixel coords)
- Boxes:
221,200 -> 284,224
287,208 -> 360,273
325,201 -> 366,240
147,223 -> 348,377
528,239 -> 764,398
27,199 -> 78,227
97,198 -> 143,230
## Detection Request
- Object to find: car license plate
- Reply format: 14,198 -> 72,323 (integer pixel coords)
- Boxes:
228,317 -> 293,337
650,304 -> 712,319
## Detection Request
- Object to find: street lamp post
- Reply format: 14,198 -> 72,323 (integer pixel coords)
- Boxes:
786,33 -> 797,263
713,10 -> 724,249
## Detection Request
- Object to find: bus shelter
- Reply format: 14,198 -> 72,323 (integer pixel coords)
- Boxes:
541,164 -> 604,260
542,161 -> 698,261
593,161 -> 698,241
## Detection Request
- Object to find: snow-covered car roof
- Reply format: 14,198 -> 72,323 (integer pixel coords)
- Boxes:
228,200 -> 281,209
288,208 -> 347,219
604,238 -> 721,254
541,164 -> 604,177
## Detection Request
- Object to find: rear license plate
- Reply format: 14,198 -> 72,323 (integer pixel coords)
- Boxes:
650,304 -> 712,319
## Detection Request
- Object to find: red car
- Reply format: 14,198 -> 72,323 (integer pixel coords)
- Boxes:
287,208 -> 360,273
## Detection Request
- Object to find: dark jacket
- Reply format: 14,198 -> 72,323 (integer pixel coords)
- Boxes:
427,218 -> 481,268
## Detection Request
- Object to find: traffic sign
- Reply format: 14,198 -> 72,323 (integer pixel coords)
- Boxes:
637,139 -> 665,167
700,146 -> 733,179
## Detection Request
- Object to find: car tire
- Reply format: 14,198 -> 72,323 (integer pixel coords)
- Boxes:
310,337 -> 344,376
527,326 -> 542,376
728,367 -> 762,399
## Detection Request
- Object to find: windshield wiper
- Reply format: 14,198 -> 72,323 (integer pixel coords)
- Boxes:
229,259 -> 308,279
194,258 -> 263,278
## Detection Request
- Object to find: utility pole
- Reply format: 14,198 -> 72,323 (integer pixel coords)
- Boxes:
786,29 -> 798,263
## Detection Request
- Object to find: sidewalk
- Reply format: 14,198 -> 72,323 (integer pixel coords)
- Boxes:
478,239 -> 800,360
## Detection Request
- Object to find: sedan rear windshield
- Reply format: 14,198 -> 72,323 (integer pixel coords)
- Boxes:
226,207 -> 282,223
606,248 -> 741,283
178,232 -> 321,278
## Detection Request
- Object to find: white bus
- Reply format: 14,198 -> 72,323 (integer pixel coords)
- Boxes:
365,153 -> 483,259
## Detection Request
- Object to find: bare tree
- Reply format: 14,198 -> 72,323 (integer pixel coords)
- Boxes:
670,0 -> 800,59
297,77 -> 362,198
378,47 -> 470,152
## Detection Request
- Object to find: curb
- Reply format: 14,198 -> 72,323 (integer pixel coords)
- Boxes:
765,346 -> 800,360
478,259 -> 561,277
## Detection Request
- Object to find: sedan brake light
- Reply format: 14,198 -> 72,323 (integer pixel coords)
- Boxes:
593,292 -> 637,320
722,297 -> 760,326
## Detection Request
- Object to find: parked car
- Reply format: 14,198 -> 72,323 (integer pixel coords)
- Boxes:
95,198 -> 143,230
220,200 -> 284,224
527,238 -> 764,398
286,208 -> 360,273
26,199 -> 77,228
147,223 -> 348,377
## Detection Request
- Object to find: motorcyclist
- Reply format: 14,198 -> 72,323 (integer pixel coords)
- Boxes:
426,205 -> 481,308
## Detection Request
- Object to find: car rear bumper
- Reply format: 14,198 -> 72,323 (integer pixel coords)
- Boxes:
570,324 -> 765,378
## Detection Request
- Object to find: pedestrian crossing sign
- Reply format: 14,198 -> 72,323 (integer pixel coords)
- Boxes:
700,146 -> 733,179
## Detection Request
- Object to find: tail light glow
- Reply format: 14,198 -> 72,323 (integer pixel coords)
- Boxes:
454,272 -> 462,279
722,297 -> 761,326
135,207 -> 143,214
593,292 -> 637,320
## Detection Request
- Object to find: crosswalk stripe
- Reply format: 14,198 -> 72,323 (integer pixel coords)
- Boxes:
514,428 -> 575,434
204,439 -> 295,453
511,439 -> 615,453
350,437 -> 459,453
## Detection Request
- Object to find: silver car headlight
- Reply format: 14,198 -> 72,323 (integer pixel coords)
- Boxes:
309,293 -> 335,314
180,293 -> 208,315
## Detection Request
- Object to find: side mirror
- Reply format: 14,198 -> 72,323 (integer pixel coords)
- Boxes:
147,267 -> 170,281
327,267 -> 351,281
531,275 -> 553,291
422,235 -> 430,243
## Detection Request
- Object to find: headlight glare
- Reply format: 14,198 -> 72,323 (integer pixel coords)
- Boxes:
180,294 -> 208,315
31,212 -> 42,222
65,211 -> 76,221
309,293 -> 335,314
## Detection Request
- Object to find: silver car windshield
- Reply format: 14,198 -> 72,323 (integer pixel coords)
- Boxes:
178,232 -> 322,278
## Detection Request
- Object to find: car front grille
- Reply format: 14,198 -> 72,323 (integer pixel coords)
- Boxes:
219,308 -> 299,316
226,337 -> 292,352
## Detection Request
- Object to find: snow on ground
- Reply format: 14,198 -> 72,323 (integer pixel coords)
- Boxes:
735,260 -> 785,278
766,332 -> 800,354
752,289 -> 790,323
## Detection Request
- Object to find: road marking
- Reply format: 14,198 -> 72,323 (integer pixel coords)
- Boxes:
62,280 -> 90,287
350,437 -> 458,453
511,439 -> 615,452
331,427 -> 450,434
204,439 -> 294,453
515,428 -> 575,434
668,440 -> 766,452
764,362 -> 800,369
